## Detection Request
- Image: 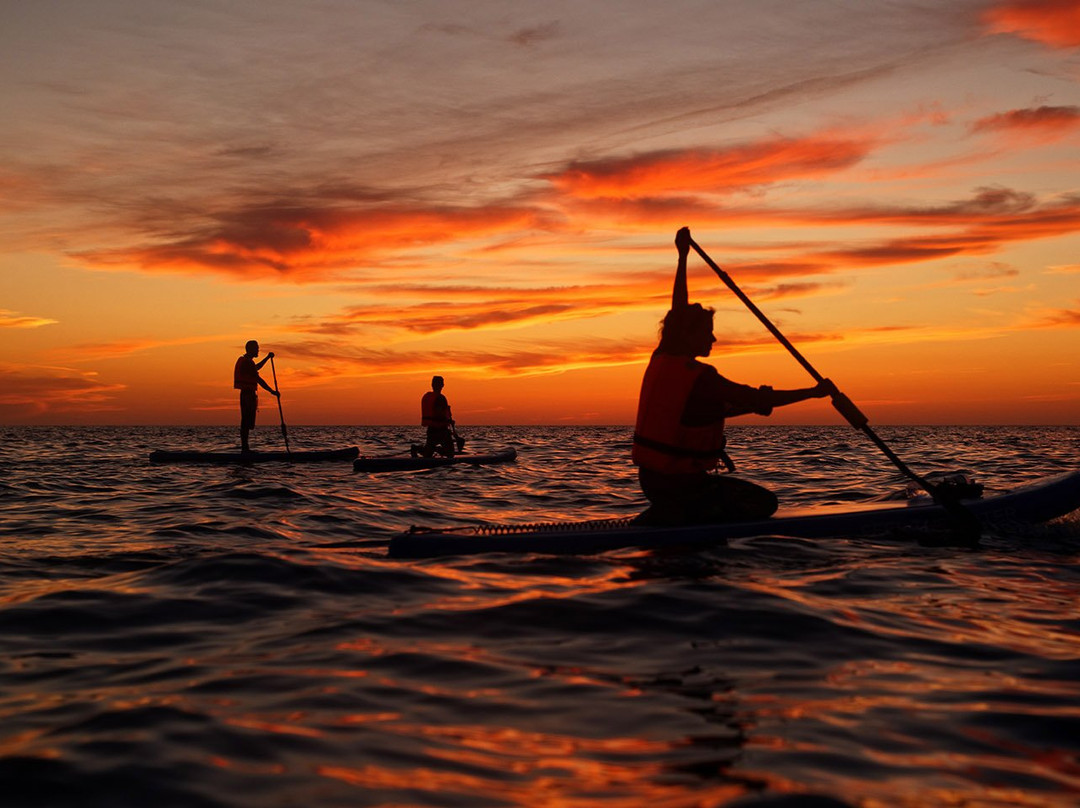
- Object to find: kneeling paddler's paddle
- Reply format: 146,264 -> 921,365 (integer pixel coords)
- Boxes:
687,235 -> 983,546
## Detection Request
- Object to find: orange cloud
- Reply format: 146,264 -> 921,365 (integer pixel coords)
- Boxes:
971,105 -> 1080,143
59,334 -> 232,362
820,234 -> 993,266
266,183 -> 1080,348
777,188 -> 1080,268
68,133 -> 878,282
795,186 -> 1066,227
289,280 -> 668,337
746,280 -> 850,301
983,0 -> 1080,48
1027,301 -> 1080,327
54,125 -> 1080,295
75,203 -> 549,281
925,262 -> 1025,297
277,336 -> 653,379
952,263 -> 1020,282
682,258 -> 838,283
288,276 -> 846,340
556,184 -> 1080,262
621,184 -> 1080,283
545,135 -> 873,199
0,310 -> 57,329
0,365 -> 124,418
582,187 -> 1080,277
272,321 -> 935,384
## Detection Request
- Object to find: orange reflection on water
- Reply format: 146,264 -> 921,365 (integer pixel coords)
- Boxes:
318,762 -> 497,800
207,754 -> 286,776
386,558 -> 643,616
318,718 -> 749,807
335,635 -> 638,701
737,560 -> 1080,661
335,637 -> 511,700
0,728 -> 61,759
418,722 -> 671,760
0,573 -> 150,608
936,561 -> 1080,659
749,658 -> 1080,725
224,715 -> 325,738
740,652 -> 1080,808
335,712 -> 400,726
738,738 -> 1079,808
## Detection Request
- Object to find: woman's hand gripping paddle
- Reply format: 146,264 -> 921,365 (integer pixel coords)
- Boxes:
687,234 -> 983,546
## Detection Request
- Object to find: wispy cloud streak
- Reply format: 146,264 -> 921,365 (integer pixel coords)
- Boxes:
545,135 -> 874,199
983,0 -> 1080,48
0,365 -> 124,417
288,275 -> 846,339
1027,301 -> 1080,328
271,320 -> 987,382
58,334 -> 233,362
0,310 -> 58,329
972,105 -> 1080,143
75,202 -> 549,280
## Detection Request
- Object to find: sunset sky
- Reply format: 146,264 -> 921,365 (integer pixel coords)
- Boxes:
2,0 -> 1078,426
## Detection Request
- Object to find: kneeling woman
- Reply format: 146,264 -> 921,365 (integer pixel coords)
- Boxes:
633,228 -> 834,526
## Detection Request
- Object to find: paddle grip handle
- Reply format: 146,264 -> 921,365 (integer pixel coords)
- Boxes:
831,392 -> 870,429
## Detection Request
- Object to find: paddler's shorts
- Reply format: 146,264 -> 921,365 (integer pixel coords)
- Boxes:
239,389 -> 257,430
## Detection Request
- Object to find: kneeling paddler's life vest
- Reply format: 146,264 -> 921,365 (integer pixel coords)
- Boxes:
632,353 -> 731,475
421,392 -> 451,428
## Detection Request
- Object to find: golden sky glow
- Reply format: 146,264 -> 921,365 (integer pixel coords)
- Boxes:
1,0 -> 1078,424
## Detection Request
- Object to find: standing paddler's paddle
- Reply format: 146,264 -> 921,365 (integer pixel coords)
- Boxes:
269,355 -> 291,459
687,236 -> 983,545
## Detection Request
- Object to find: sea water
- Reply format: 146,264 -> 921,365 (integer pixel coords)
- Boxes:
1,425 -> 1078,808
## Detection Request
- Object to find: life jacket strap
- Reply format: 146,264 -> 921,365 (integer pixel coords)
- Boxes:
632,432 -> 736,472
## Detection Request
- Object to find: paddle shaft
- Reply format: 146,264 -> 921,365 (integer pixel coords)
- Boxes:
269,356 -> 291,456
687,238 -> 950,497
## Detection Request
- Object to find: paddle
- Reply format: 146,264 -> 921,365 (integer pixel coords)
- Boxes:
687,236 -> 983,545
452,422 -> 466,453
269,355 -> 291,458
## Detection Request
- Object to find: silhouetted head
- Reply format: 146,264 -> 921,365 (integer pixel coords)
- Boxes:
245,340 -> 259,356
431,375 -> 444,391
658,303 -> 715,357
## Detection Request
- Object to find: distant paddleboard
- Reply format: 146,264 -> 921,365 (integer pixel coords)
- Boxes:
149,447 -> 359,464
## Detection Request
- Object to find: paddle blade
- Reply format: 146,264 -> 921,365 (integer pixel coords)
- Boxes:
931,473 -> 984,501
926,476 -> 984,546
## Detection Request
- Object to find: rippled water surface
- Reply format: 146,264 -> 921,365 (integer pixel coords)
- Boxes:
1,425 -> 1078,807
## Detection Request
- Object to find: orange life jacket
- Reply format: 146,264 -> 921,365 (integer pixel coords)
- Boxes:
421,391 -> 451,427
234,355 -> 258,391
632,353 -> 726,474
